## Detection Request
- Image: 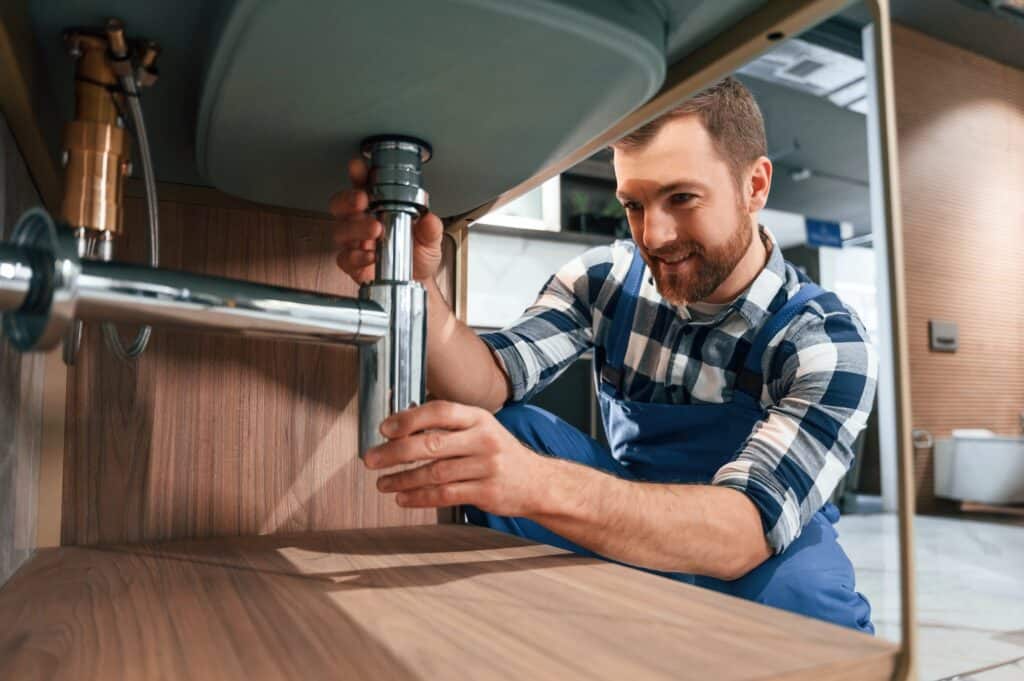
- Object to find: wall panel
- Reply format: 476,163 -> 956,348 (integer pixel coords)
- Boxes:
62,193 -> 440,545
0,114 -> 46,582
893,25 -> 1024,510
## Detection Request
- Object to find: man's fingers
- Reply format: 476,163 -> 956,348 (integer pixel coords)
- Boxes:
348,156 -> 369,187
377,456 -> 490,493
335,253 -> 374,283
340,248 -> 376,269
379,400 -> 482,439
332,216 -> 382,247
394,482 -> 484,509
364,427 -> 482,469
328,188 -> 369,217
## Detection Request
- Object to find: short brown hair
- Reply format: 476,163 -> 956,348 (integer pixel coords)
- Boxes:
613,77 -> 767,182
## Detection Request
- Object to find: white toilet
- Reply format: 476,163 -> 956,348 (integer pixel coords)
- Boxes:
934,430 -> 1024,504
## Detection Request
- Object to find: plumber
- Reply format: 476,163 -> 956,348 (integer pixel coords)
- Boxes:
332,77 -> 876,633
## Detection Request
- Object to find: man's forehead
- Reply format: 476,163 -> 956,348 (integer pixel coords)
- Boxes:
616,115 -> 714,156
613,117 -> 721,184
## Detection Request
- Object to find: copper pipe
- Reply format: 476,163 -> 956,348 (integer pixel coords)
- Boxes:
104,18 -> 127,58
59,33 -> 130,237
140,41 -> 160,70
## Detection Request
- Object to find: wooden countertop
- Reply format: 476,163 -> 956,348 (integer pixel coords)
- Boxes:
0,525 -> 898,680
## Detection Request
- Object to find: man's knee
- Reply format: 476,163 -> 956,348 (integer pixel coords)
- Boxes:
757,567 -> 873,633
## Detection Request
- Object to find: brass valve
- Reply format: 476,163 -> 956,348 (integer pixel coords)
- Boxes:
60,22 -> 160,241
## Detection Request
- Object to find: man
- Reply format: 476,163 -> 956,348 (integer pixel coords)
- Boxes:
332,77 -> 876,633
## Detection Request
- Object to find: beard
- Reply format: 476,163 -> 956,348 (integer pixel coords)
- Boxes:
642,212 -> 753,306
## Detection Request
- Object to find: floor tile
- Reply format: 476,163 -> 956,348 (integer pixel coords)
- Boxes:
947,657 -> 1024,680
839,514 -> 1024,680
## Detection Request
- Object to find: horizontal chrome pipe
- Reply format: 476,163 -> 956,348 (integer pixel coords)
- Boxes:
0,244 -> 34,311
75,260 -> 389,345
3,209 -> 388,352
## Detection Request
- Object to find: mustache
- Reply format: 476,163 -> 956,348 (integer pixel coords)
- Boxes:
645,242 -> 704,261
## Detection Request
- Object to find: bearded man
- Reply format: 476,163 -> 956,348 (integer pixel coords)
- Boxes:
332,77 -> 876,633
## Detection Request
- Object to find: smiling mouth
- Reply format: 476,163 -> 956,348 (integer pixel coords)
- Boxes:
654,253 -> 696,267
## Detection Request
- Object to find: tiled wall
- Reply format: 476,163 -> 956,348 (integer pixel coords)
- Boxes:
0,113 -> 46,584
467,227 -> 602,330
893,25 -> 1024,510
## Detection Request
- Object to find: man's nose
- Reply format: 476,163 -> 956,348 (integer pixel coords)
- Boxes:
642,208 -> 678,252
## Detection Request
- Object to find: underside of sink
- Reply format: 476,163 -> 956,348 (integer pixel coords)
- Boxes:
195,0 -> 666,217
28,0 -> 771,217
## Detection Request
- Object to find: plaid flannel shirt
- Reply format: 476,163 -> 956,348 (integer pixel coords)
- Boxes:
480,231 -> 878,553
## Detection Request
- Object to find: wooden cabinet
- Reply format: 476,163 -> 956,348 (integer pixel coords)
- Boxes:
0,524 -> 898,681
62,190 -> 443,545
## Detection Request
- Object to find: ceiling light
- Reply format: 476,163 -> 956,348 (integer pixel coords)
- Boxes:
738,38 -> 865,99
828,78 -> 867,107
846,98 -> 869,115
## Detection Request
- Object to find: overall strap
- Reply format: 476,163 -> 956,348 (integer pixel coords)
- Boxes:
606,244 -> 646,370
736,282 -> 827,399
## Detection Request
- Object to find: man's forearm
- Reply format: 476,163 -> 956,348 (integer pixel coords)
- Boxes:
424,280 -> 510,411
529,458 -> 772,580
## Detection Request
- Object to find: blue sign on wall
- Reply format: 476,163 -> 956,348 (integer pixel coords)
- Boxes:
805,218 -> 843,248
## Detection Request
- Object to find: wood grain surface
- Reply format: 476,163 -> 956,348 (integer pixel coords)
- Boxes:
892,25 -> 1024,510
62,192 -> 445,545
0,524 -> 897,681
0,113 -> 46,585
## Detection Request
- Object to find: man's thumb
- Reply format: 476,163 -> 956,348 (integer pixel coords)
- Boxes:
413,212 -> 444,247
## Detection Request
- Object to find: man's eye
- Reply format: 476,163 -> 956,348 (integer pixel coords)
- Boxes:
623,201 -> 642,212
670,193 -> 696,205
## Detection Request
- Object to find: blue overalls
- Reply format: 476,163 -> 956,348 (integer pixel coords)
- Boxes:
467,247 -> 874,633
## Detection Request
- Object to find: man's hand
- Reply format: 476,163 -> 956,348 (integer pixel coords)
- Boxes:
364,401 -> 548,516
330,157 -> 445,285
364,402 -> 771,580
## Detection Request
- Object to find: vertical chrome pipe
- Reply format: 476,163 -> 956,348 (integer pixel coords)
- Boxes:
358,137 -> 431,455
376,210 -> 414,281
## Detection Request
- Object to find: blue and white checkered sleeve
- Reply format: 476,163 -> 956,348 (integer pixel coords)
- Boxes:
712,296 -> 878,553
479,245 -> 613,403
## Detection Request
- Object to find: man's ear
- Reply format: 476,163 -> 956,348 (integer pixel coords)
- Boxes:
745,156 -> 772,213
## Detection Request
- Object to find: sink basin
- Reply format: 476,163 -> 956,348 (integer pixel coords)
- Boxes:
28,0 -> 772,217
196,0 -> 665,217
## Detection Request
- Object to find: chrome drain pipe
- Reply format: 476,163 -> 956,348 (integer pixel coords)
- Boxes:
0,244 -> 34,311
74,260 -> 388,345
2,134 -> 435,458
0,208 -> 387,351
358,136 -> 431,455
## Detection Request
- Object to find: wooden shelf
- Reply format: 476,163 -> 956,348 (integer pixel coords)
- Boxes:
0,525 -> 897,680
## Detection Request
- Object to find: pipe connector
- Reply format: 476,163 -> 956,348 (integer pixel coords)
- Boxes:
2,209 -> 80,351
361,136 -> 431,219
360,136 -> 431,284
